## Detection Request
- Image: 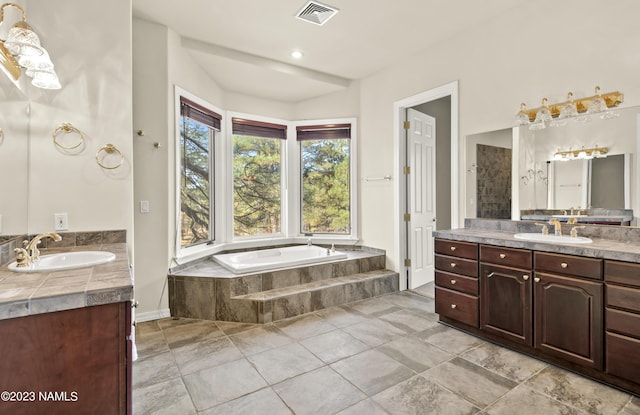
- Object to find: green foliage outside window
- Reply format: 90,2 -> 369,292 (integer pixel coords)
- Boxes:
301,139 -> 350,233
180,118 -> 212,247
233,136 -> 282,236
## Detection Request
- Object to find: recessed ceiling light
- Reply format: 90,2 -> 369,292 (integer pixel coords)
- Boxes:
291,50 -> 304,59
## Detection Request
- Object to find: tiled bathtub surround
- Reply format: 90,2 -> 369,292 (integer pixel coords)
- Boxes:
168,246 -> 399,324
0,230 -> 132,319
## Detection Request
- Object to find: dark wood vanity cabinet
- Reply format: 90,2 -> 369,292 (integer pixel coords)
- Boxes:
0,302 -> 132,415
604,260 -> 640,385
480,245 -> 533,346
434,239 -> 479,328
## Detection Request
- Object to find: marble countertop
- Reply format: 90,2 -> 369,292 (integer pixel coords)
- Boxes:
0,243 -> 133,320
433,227 -> 640,263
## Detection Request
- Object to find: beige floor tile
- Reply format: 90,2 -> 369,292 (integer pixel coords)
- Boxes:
414,324 -> 484,355
331,349 -> 415,395
525,366 -> 631,415
460,342 -> 548,383
274,313 -> 336,340
486,385 -> 584,415
133,377 -> 196,415
377,335 -> 453,372
373,375 -> 478,415
341,318 -> 406,347
229,324 -> 293,356
247,342 -> 324,384
133,350 -> 181,389
200,387 -> 292,415
336,398 -> 390,415
274,366 -> 366,415
300,328 -> 370,363
423,357 -> 517,408
171,336 -> 243,375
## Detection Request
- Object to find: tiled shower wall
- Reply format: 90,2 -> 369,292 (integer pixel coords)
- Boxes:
476,144 -> 512,219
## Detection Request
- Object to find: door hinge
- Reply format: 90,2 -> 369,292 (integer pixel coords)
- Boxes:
403,166 -> 410,175
404,259 -> 411,267
404,213 -> 411,222
403,121 -> 410,130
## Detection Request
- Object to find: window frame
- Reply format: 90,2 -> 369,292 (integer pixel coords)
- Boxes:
227,112 -> 289,243
174,86 -> 224,259
292,118 -> 358,242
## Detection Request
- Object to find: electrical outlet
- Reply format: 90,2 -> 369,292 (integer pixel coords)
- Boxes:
140,200 -> 150,213
54,213 -> 68,231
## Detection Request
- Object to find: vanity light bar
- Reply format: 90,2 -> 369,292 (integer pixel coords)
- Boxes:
553,146 -> 608,161
519,90 -> 623,122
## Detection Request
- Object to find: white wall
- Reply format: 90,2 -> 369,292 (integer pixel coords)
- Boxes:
26,0 -> 133,244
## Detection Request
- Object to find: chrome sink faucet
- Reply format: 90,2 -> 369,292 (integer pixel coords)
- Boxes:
304,232 -> 313,246
14,232 -> 62,267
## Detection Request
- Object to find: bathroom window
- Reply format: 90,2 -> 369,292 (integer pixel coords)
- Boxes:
232,117 -> 286,237
178,96 -> 219,248
298,123 -> 352,234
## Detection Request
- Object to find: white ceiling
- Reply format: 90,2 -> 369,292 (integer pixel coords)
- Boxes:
132,0 -> 528,102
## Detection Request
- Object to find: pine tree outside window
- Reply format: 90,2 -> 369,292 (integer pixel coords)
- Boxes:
179,96 -> 220,248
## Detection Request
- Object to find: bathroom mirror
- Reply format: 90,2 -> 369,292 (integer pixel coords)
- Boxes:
465,105 -> 639,225
0,84 -> 29,241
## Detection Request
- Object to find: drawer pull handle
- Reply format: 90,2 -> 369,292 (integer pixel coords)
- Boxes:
450,279 -> 457,285
451,304 -> 457,309
450,246 -> 456,251
450,263 -> 456,268
499,253 -> 506,259
523,275 -> 529,281
534,277 -> 541,283
487,272 -> 495,278
560,262 -> 568,269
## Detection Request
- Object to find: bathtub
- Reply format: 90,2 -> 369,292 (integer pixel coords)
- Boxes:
213,245 -> 348,274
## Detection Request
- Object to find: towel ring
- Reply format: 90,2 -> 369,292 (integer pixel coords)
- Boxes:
52,123 -> 84,150
96,144 -> 124,170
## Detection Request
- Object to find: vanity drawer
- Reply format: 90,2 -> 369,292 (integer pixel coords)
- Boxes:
606,284 -> 640,313
534,252 -> 602,280
435,270 -> 478,296
605,260 -> 640,288
435,254 -> 478,278
606,308 -> 640,339
480,245 -> 531,269
606,332 -> 640,384
435,239 -> 478,260
435,287 -> 478,328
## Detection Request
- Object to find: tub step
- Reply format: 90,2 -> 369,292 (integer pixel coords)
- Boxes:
232,269 -> 399,323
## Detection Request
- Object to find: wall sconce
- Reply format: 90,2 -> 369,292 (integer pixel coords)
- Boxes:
553,145 -> 608,161
0,3 -> 60,89
517,87 -> 622,129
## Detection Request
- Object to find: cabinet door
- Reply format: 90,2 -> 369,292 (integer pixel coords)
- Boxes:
534,272 -> 603,370
480,264 -> 532,346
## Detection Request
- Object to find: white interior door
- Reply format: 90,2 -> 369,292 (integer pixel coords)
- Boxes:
407,108 -> 436,288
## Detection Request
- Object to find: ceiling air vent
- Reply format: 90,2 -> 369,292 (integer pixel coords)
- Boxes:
295,1 -> 339,26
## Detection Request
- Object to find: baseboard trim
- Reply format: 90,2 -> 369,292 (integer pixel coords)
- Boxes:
135,308 -> 171,323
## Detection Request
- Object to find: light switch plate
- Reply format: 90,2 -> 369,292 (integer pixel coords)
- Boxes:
140,200 -> 150,213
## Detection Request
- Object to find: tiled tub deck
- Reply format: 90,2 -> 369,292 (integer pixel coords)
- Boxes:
168,246 -> 399,324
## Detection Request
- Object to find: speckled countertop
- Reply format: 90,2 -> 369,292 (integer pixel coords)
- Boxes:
434,219 -> 640,263
0,243 -> 133,320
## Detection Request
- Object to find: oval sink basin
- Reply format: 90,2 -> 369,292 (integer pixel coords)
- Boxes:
8,251 -> 116,273
514,233 -> 592,244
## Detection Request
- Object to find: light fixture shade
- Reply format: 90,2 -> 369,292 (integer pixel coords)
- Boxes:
19,49 -> 54,72
30,70 -> 60,89
4,24 -> 44,57
516,103 -> 530,125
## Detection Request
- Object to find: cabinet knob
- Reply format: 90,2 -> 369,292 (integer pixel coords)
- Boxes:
560,262 -> 568,269
451,304 -> 457,309
450,279 -> 457,285
450,246 -> 456,251
450,262 -> 456,268
523,275 -> 529,281
499,253 -> 506,259
534,277 -> 541,283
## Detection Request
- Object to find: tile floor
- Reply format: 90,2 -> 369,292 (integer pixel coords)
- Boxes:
133,283 -> 639,414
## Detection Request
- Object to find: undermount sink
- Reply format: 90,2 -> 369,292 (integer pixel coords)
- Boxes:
8,251 -> 116,273
513,233 -> 593,244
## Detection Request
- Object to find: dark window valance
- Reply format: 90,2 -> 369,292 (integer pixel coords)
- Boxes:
296,123 -> 351,141
180,96 -> 222,130
232,117 -> 287,139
